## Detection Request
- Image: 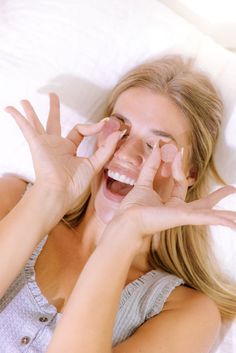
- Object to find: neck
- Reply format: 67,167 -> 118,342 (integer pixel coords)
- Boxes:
72,200 -> 153,274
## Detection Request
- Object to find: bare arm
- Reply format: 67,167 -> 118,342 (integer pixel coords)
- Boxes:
112,287 -> 221,353
47,223 -> 221,353
47,147 -> 232,353
0,176 -> 65,299
4,96 -> 234,353
47,218 -> 140,353
0,95 -> 124,299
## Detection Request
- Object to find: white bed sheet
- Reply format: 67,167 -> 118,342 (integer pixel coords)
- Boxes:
0,1 -> 235,352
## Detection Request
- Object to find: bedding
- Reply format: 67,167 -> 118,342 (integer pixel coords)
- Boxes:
0,1 -> 235,352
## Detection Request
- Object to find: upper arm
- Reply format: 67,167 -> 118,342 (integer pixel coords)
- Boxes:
113,287 -> 221,353
0,174 -> 28,220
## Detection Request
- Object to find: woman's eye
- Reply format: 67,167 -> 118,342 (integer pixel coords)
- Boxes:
146,138 -> 171,150
146,143 -> 154,150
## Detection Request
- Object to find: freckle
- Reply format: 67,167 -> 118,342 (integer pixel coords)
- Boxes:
161,144 -> 178,163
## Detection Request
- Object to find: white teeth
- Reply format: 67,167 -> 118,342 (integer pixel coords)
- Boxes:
107,170 -> 135,185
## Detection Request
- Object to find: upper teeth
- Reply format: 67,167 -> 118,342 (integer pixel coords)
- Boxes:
108,170 -> 135,185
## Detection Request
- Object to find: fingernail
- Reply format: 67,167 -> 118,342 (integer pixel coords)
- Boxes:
119,129 -> 127,139
49,92 -> 56,97
101,117 -> 110,123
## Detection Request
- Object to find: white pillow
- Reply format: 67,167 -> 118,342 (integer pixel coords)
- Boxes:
0,0 -> 235,182
160,0 -> 236,49
0,1 -> 235,352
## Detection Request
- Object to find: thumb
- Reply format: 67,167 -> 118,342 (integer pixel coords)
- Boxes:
136,144 -> 162,187
88,129 -> 126,174
169,150 -> 188,201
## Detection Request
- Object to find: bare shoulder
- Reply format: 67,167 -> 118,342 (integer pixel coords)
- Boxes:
163,284 -> 221,314
163,284 -> 221,330
0,174 -> 28,219
113,285 -> 221,353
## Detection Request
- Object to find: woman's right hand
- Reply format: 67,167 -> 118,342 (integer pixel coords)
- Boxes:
5,93 -> 123,213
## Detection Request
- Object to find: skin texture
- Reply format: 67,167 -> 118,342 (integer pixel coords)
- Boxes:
50,88 -> 195,280
1,91 -> 236,353
92,88 -> 193,225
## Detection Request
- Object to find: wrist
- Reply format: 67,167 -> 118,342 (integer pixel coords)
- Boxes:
26,183 -> 67,233
100,213 -> 143,256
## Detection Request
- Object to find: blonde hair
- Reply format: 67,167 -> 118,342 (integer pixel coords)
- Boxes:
63,55 -> 236,319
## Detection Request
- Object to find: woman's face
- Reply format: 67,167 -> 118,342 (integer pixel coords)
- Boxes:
90,87 -> 193,224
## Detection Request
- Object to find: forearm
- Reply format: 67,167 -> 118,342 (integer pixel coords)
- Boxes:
0,183 -> 65,298
47,220 -> 141,353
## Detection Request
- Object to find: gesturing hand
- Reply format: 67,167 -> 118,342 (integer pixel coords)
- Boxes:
113,143 -> 236,240
5,93 -> 124,213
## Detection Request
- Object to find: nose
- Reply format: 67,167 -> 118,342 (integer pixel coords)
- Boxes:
113,135 -> 146,167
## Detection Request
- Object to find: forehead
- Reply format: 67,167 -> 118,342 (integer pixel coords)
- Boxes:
112,87 -> 191,146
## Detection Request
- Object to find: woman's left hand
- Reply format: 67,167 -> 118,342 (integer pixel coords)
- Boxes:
112,144 -> 236,241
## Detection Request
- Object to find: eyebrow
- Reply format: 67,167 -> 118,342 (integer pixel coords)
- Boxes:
110,113 -> 177,143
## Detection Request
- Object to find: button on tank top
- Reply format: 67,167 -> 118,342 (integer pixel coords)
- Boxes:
0,237 -> 184,352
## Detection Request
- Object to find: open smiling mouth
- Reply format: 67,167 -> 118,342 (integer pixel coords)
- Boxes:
103,169 -> 135,202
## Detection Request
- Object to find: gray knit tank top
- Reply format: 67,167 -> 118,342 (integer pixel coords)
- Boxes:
0,237 -> 184,352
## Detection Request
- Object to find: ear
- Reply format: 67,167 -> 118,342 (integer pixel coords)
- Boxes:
186,166 -> 197,187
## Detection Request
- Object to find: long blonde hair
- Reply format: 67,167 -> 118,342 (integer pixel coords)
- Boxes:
63,55 -> 236,320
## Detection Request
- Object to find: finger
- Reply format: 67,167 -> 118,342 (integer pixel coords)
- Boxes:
160,143 -> 178,177
160,162 -> 172,177
190,185 -> 236,210
217,219 -> 236,231
210,209 -> 236,221
20,100 -> 45,133
46,93 -> 61,135
88,129 -> 125,173
4,106 -> 38,142
169,151 -> 188,200
193,214 -> 236,231
66,118 -> 110,147
137,206 -> 236,235
182,208 -> 236,229
136,144 -> 161,187
99,116 -> 121,139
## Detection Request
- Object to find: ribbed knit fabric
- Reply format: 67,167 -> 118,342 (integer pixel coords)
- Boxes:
0,237 -> 184,352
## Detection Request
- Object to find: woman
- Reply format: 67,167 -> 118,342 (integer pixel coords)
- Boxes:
0,55 -> 235,353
